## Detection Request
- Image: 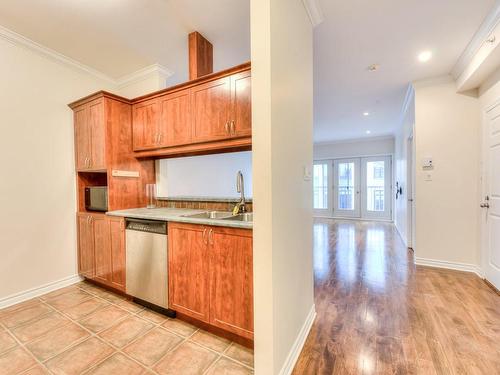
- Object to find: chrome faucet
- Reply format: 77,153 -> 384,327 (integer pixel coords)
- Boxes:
233,170 -> 247,215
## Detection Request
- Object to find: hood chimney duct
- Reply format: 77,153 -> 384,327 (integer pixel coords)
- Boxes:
188,31 -> 213,80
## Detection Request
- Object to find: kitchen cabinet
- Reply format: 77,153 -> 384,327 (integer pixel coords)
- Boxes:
73,99 -> 106,171
230,70 -> 252,137
131,63 -> 252,158
168,222 -> 253,339
77,213 -> 94,279
132,98 -> 160,151
76,213 -> 126,292
109,217 -> 126,291
168,223 -> 210,322
191,76 -> 232,142
210,227 -> 253,338
158,90 -> 192,147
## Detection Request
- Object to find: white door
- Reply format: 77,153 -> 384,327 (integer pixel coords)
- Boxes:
333,158 -> 360,218
481,102 -> 500,290
313,161 -> 332,216
361,156 -> 392,220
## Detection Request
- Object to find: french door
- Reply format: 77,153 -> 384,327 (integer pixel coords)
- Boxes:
333,158 -> 360,217
313,156 -> 392,220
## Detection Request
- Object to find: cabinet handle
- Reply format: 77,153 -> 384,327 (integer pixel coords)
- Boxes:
84,157 -> 88,168
230,120 -> 235,135
158,133 -> 162,144
88,158 -> 92,168
225,121 -> 229,134
202,228 -> 207,244
208,229 -> 213,245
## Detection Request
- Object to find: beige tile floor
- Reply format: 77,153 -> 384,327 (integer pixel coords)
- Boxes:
0,281 -> 254,375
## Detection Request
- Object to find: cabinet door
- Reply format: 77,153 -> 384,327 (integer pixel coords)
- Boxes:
191,77 -> 231,142
109,217 -> 126,291
168,223 -> 210,322
158,90 -> 192,147
230,71 -> 252,137
92,215 -> 111,285
132,98 -> 160,151
77,213 -> 94,278
74,106 -> 91,171
88,100 -> 106,170
209,227 -> 253,339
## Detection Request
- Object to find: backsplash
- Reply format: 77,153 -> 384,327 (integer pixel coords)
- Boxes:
156,199 -> 253,212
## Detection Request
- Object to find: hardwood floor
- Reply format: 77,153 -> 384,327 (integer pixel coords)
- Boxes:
293,219 -> 500,375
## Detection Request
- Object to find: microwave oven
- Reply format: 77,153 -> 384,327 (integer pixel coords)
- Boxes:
85,186 -> 108,212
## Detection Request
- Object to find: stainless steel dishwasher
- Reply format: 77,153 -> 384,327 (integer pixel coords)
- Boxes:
125,218 -> 168,309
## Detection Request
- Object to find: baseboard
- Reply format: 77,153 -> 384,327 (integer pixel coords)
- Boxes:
279,304 -> 316,375
313,215 -> 393,223
0,274 -> 83,309
415,257 -> 483,278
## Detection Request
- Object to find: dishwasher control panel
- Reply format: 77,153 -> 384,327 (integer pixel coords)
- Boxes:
125,218 -> 167,235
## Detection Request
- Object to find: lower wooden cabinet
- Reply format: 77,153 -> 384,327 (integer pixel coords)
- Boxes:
168,222 -> 253,339
77,213 -> 126,292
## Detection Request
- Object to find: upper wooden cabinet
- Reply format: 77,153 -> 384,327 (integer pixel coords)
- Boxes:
230,70 -> 252,137
132,98 -> 160,151
131,63 -> 251,157
168,222 -> 253,339
73,99 -> 106,171
191,76 -> 232,143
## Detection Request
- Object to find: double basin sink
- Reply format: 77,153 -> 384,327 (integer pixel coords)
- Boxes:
182,211 -> 253,222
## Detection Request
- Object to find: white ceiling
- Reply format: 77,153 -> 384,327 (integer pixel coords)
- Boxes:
0,0 -> 496,142
0,0 -> 250,85
314,0 -> 496,142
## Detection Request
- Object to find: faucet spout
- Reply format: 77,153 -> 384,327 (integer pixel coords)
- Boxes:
234,171 -> 247,214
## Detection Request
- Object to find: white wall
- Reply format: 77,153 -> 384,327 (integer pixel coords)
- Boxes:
413,77 -> 480,266
314,136 -> 394,160
0,37 -> 115,302
394,89 -> 415,246
251,0 -> 314,373
157,151 -> 253,198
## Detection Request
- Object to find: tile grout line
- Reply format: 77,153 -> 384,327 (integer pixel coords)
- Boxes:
2,283 -> 254,373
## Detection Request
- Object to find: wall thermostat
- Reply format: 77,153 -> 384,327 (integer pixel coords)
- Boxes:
422,157 -> 433,169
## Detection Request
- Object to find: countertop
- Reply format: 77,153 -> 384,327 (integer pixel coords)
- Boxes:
106,207 -> 253,229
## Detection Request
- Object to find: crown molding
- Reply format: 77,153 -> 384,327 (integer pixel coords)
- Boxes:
452,2 -> 500,79
116,63 -> 174,88
0,24 -> 174,88
302,0 -> 324,27
0,24 -> 116,84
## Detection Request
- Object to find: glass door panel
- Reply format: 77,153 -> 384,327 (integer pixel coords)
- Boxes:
361,156 -> 392,220
333,159 -> 360,217
313,161 -> 331,216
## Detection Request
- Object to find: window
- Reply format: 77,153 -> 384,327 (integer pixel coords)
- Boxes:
313,163 -> 329,210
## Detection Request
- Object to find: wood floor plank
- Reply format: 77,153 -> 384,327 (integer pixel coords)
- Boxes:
292,219 -> 500,375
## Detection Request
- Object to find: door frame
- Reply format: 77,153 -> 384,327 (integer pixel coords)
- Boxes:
407,134 -> 415,249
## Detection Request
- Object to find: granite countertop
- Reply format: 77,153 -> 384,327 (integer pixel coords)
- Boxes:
106,207 -> 253,229
157,196 -> 253,203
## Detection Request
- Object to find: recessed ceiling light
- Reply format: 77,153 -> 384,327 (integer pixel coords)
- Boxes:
363,112 -> 370,116
367,64 -> 380,72
366,130 -> 371,134
418,50 -> 432,62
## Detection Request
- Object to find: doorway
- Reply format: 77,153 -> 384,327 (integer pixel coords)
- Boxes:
313,156 -> 392,220
407,135 -> 414,249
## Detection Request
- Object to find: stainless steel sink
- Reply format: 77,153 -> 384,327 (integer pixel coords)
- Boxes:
182,211 -> 234,219
222,213 -> 253,222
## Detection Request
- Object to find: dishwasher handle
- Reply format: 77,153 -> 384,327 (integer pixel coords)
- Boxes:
125,218 -> 167,235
